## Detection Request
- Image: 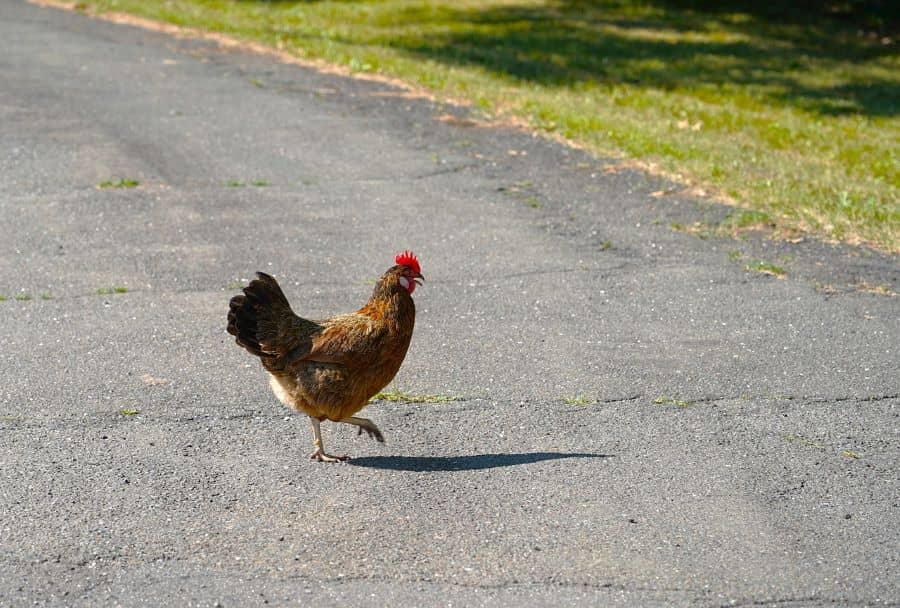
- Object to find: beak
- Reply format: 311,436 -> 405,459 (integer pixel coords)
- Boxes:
413,272 -> 424,286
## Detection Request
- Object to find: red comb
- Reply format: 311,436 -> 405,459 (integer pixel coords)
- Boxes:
395,250 -> 420,275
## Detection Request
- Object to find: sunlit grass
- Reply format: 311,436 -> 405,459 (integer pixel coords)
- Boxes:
78,0 -> 899,251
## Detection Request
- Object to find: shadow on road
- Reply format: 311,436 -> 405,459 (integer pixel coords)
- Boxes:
348,452 -> 612,472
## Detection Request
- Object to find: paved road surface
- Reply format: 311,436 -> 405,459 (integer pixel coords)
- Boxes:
1,1 -> 898,606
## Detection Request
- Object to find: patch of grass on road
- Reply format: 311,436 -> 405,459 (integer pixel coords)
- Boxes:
563,396 -> 596,405
75,0 -> 899,251
372,390 -> 460,403
745,260 -> 787,278
225,178 -> 270,187
97,286 -> 129,295
652,396 -> 693,408
98,177 -> 139,189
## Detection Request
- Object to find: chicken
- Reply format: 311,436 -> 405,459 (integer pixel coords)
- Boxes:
226,251 -> 423,462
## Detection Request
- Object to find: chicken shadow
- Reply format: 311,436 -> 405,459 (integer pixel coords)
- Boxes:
348,451 -> 611,472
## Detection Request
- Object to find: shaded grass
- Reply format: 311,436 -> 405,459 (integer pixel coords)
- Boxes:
77,0 -> 899,250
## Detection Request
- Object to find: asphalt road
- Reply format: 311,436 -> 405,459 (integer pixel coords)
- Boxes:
1,1 -> 898,606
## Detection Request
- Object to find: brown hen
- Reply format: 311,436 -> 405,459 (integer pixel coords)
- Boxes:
227,251 -> 423,462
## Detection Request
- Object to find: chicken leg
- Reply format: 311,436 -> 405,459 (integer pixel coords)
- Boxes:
341,416 -> 385,443
308,417 -> 349,462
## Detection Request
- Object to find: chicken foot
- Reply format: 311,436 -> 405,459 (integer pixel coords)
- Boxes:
307,416 -> 349,463
340,416 -> 385,443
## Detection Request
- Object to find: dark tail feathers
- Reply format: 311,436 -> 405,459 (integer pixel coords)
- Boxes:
227,272 -> 292,358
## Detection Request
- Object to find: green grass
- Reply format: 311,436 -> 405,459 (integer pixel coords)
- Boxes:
120,408 -> 141,416
14,293 -> 32,301
372,389 -> 460,403
226,178 -> 270,187
563,395 -> 596,405
76,0 -> 900,251
97,286 -> 129,295
786,433 -> 864,459
98,177 -> 140,189
652,396 -> 693,407
745,259 -> 787,277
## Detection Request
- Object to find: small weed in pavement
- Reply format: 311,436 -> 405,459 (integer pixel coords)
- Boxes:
653,396 -> 693,408
745,260 -> 786,278
99,178 -> 139,189
372,390 -> 460,404
97,287 -> 128,295
564,396 -> 596,405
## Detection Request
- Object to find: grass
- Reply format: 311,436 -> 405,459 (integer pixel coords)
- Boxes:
652,395 -> 693,407
97,286 -> 129,295
855,281 -> 896,296
785,432 -> 862,459
372,389 -> 460,403
98,177 -> 140,189
14,293 -> 32,301
563,395 -> 596,405
73,0 -> 900,252
784,432 -> 824,450
745,259 -> 787,277
120,408 -> 141,416
225,179 -> 270,187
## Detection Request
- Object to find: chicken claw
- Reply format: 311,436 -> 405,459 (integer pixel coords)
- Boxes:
342,416 -> 385,443
308,448 -> 350,463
